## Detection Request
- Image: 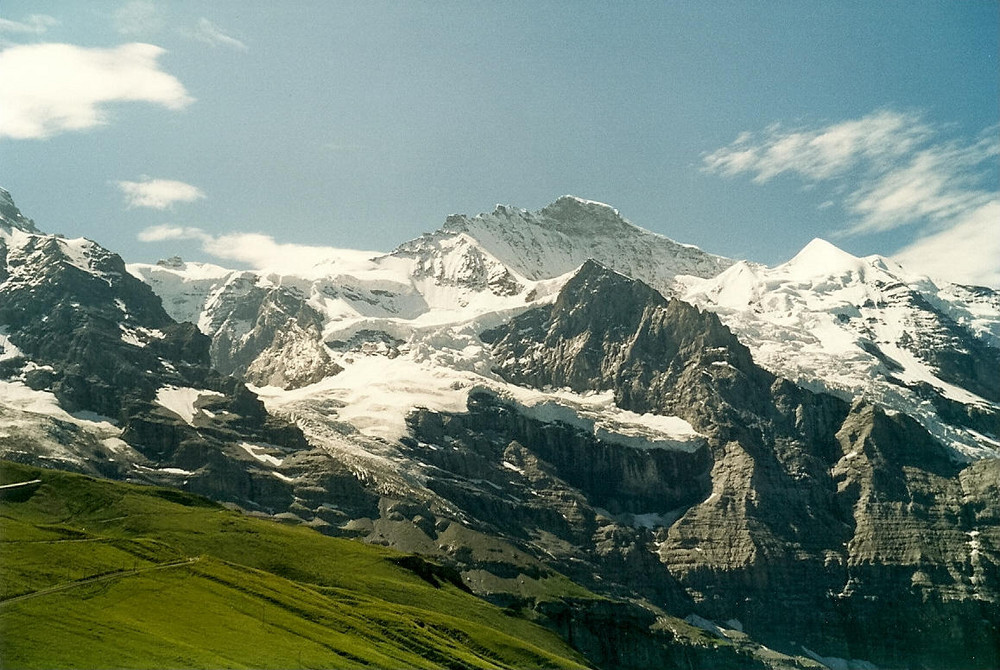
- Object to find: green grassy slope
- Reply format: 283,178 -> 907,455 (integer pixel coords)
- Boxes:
0,462 -> 591,669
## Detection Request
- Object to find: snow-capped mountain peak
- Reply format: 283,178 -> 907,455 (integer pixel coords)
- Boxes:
123,194 -> 999,460
410,195 -> 733,294
537,194 -> 625,227
780,237 -> 871,279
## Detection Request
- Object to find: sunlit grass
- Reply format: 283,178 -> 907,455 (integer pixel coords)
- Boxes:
0,462 -> 591,669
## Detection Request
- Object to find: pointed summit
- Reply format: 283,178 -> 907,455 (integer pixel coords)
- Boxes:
541,195 -> 621,217
781,237 -> 867,279
538,195 -> 627,233
0,187 -> 40,233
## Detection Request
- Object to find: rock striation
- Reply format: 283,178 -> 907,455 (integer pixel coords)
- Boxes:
483,260 -> 999,668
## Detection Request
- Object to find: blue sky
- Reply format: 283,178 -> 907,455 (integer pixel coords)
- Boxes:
1,1 -> 997,286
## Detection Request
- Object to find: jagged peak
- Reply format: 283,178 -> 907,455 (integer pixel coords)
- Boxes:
444,195 -> 627,234
489,203 -> 529,217
0,187 -> 40,234
553,194 -> 619,213
578,258 -> 610,273
569,258 -> 637,286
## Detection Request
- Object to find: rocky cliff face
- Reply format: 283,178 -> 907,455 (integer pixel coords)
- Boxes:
483,261 -> 999,668
198,275 -> 343,389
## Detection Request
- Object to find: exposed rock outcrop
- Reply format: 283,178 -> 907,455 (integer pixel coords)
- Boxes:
483,261 -> 999,668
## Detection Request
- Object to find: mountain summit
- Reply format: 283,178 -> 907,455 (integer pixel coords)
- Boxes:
0,187 -> 39,233
406,195 -> 734,292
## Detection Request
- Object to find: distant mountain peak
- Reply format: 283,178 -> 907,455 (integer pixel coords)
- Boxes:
0,187 -> 40,234
781,237 -> 867,278
424,196 -> 733,290
540,194 -> 622,219
157,256 -> 187,269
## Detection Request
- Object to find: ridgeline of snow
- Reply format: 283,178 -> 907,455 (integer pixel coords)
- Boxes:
399,195 -> 733,295
682,237 -> 1000,459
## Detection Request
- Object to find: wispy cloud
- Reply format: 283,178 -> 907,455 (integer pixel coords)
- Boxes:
894,200 -> 1000,288
704,111 -> 936,185
117,178 -> 205,210
0,42 -> 193,140
0,14 -> 58,35
845,131 -> 997,234
187,18 -> 247,51
137,225 -> 378,277
138,224 -> 210,242
113,1 -> 163,36
703,110 -> 1000,286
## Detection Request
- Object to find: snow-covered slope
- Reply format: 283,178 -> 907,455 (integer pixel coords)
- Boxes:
398,195 -> 734,295
681,238 -> 1000,459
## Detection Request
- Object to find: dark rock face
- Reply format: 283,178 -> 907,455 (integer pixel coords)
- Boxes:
0,193 -> 317,512
536,598 -> 770,670
895,287 -> 1000,405
482,261 -> 999,669
404,392 -> 704,608
0,187 -> 39,233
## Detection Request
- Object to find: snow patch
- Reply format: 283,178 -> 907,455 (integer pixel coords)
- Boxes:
800,646 -> 879,670
153,386 -> 224,426
0,327 -> 24,362
504,388 -> 705,452
239,442 -> 284,467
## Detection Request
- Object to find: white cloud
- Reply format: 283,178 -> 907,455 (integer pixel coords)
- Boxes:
845,133 -> 998,234
188,18 -> 247,51
137,225 -> 378,277
117,179 -> 205,210
704,111 -> 999,287
0,14 -> 58,35
137,224 -> 211,242
0,42 -> 193,140
893,200 -> 1000,288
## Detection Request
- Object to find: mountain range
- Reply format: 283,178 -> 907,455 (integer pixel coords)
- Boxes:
1,186 -> 997,669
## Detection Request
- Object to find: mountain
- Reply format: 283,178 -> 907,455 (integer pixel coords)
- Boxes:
2,186 -> 999,669
0,187 -> 315,509
128,195 -> 732,391
681,237 -> 1000,460
483,260 -> 998,666
398,195 -> 734,292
